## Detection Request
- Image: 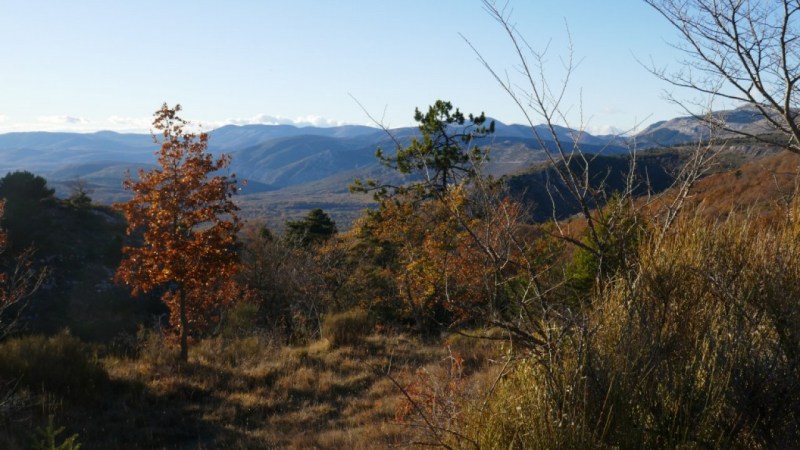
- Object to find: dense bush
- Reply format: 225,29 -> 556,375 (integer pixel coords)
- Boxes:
0,171 -> 54,205
452,209 -> 800,449
0,171 -> 55,251
565,196 -> 646,299
239,225 -> 330,343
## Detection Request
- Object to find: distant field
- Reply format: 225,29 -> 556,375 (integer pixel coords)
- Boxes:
236,191 -> 376,231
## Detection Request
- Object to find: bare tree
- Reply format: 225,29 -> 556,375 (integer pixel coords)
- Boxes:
465,1 -> 720,274
0,201 -> 45,339
454,0 -> 724,395
350,3 -> 727,444
66,178 -> 93,208
381,2 -> 798,446
645,0 -> 800,153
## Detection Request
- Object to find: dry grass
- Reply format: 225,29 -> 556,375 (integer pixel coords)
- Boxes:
450,202 -> 800,449
10,151 -> 800,449
0,328 -> 506,449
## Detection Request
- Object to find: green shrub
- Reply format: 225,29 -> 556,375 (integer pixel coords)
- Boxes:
31,415 -> 81,450
0,171 -> 54,204
0,171 -> 55,251
565,195 -> 646,298
0,331 -> 106,400
322,309 -> 372,348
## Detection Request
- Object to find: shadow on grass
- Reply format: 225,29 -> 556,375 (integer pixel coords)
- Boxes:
2,334 -> 457,449
1,363 -> 270,449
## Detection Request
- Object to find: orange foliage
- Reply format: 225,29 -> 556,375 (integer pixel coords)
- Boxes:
361,186 -> 530,330
684,150 -> 800,221
115,104 -> 242,360
394,355 -> 467,427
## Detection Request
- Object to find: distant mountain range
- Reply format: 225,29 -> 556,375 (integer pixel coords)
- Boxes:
634,104 -> 781,148
0,105 -> 779,225
0,119 -> 630,198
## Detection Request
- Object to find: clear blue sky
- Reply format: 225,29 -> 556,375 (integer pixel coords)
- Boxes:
0,1 -> 687,134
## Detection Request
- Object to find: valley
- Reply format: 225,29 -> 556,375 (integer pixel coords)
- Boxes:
0,107 -> 760,228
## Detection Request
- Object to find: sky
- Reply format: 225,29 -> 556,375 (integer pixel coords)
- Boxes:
0,1 -> 689,135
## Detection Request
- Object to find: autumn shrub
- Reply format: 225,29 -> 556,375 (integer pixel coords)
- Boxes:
240,225 -> 330,343
345,186 -> 535,336
322,309 -> 372,348
394,337 -> 511,449
394,362 -> 471,446
0,331 -> 106,400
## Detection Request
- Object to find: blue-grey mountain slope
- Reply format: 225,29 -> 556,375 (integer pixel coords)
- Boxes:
0,121 -> 629,210
634,104 -> 780,148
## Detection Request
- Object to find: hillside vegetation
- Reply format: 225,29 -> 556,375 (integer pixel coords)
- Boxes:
0,101 -> 799,449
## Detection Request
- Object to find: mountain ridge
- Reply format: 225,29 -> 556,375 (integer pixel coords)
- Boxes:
0,119 -> 627,201
0,106 -> 779,226
634,104 -> 781,147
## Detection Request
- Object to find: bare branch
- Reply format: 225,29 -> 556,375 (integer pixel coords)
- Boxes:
645,0 -> 800,154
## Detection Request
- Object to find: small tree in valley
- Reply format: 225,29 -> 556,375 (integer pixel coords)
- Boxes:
115,104 -> 242,361
285,208 -> 338,247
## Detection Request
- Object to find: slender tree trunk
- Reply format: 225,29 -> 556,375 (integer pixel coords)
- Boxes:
179,288 -> 188,362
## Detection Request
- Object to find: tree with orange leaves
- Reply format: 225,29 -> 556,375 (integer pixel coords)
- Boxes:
348,101 -> 536,332
115,104 -> 242,361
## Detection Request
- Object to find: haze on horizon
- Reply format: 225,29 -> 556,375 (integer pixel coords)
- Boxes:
2,1 -> 691,136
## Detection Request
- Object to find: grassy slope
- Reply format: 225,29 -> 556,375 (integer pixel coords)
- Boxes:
3,143 -> 799,448
0,331 -> 502,449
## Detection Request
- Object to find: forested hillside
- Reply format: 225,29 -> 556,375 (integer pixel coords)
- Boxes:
4,0 -> 800,447
0,96 -> 797,448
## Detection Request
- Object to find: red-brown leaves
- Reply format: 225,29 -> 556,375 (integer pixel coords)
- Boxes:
359,187 -> 530,330
115,104 -> 242,359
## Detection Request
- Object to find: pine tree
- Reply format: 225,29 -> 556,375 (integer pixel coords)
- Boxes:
285,208 -> 337,247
